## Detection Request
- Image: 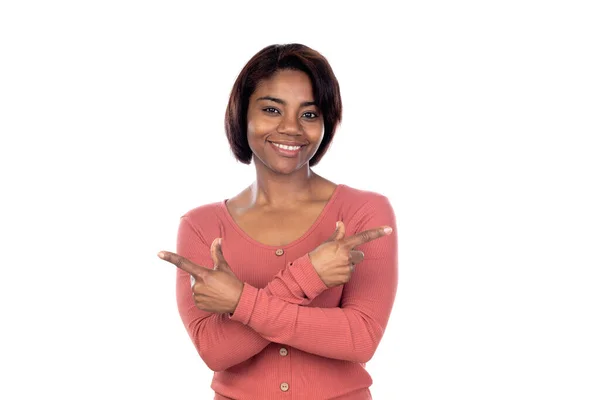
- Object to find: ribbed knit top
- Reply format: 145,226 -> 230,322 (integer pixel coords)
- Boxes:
175,183 -> 398,400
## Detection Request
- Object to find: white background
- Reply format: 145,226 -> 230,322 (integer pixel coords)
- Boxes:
1,1 -> 599,399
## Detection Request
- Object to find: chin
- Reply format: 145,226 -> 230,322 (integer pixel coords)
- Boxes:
266,158 -> 308,174
252,152 -> 311,175
270,164 -> 303,175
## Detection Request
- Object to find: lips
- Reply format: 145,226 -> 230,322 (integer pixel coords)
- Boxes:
268,141 -> 306,147
268,141 -> 305,157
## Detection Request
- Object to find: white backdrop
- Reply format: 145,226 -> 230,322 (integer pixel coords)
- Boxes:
1,1 -> 599,399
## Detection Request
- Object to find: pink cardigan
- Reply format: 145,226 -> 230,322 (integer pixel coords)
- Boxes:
175,184 -> 398,399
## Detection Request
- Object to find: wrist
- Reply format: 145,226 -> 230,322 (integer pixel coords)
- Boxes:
230,280 -> 244,314
289,253 -> 328,298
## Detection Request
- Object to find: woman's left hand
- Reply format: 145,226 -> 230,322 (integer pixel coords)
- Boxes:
158,238 -> 244,314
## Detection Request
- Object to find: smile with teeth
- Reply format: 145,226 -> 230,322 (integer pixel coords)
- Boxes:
272,143 -> 302,151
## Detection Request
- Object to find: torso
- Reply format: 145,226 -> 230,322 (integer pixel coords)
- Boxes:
225,179 -> 338,247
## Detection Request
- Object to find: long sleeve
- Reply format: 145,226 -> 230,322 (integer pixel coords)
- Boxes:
262,252 -> 328,304
229,195 -> 398,363
176,216 -> 272,372
175,215 -> 329,371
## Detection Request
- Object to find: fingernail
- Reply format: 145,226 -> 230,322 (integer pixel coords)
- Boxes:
158,251 -> 165,259
384,227 -> 393,234
335,221 -> 340,229
218,238 -> 222,245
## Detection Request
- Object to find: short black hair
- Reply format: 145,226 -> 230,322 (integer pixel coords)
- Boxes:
224,43 -> 343,166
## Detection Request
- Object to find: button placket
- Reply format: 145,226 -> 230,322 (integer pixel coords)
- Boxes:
273,252 -> 290,393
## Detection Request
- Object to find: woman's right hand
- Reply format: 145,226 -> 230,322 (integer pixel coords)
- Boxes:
308,221 -> 393,288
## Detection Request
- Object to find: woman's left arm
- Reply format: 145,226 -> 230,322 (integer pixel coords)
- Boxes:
229,196 -> 398,363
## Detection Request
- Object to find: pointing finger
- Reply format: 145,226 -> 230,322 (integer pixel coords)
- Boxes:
158,251 -> 208,279
342,226 -> 392,249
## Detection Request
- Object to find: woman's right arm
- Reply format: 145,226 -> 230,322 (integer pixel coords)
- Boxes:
175,215 -> 330,371
176,216 -> 272,372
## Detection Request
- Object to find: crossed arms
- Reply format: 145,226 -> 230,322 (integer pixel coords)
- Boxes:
174,196 -> 398,372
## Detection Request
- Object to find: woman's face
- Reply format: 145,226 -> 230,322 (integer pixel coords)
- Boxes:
247,69 -> 325,175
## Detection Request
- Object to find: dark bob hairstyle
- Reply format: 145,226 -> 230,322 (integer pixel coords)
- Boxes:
224,43 -> 343,166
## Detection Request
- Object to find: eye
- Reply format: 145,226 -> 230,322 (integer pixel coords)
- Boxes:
263,107 -> 280,115
302,111 -> 319,120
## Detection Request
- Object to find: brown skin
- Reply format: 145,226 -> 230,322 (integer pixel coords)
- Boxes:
159,238 -> 245,314
247,69 -> 324,179
158,69 -> 392,314
158,224 -> 391,313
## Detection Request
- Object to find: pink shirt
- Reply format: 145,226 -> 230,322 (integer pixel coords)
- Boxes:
175,183 -> 398,399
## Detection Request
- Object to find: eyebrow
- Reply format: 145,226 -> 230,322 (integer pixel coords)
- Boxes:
256,96 -> 317,108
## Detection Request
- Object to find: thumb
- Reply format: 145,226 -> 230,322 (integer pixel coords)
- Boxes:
335,221 -> 346,240
327,221 -> 346,242
210,238 -> 226,266
211,238 -> 232,272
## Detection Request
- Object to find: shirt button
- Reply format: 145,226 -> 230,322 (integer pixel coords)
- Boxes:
280,382 -> 289,392
275,248 -> 284,256
279,347 -> 288,356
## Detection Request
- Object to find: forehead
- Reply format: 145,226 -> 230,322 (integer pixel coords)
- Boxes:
252,69 -> 314,100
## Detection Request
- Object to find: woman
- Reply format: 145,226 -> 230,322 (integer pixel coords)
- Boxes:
158,43 -> 398,400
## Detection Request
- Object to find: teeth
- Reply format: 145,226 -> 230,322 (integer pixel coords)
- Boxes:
273,143 -> 301,151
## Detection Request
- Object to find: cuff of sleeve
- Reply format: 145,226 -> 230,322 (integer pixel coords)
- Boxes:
289,253 -> 328,300
229,282 -> 259,325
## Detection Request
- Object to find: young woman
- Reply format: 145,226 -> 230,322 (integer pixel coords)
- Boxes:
158,43 -> 398,400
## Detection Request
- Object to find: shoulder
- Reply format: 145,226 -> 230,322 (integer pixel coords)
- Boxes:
337,184 -> 396,229
181,201 -> 223,222
338,183 -> 394,212
179,201 -> 226,238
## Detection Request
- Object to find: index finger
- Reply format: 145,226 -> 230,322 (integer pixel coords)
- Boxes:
158,251 -> 209,279
341,226 -> 392,249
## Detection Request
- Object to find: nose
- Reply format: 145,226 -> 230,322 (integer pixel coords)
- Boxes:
276,113 -> 301,136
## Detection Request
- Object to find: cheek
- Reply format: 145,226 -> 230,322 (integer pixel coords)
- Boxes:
247,120 -> 256,137
306,123 -> 325,142
247,116 -> 271,138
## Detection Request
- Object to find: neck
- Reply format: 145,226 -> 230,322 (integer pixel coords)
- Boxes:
250,162 -> 321,208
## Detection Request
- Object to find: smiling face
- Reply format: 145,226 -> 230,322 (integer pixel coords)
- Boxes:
246,69 -> 325,175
